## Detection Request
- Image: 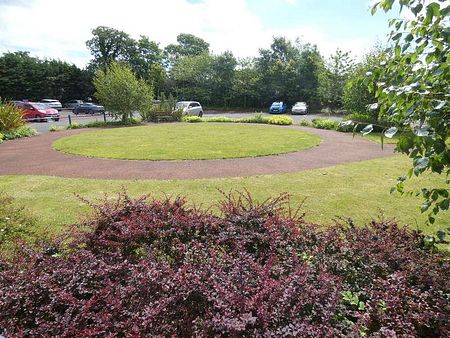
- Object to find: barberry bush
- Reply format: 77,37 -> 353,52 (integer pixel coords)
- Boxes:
0,193 -> 449,337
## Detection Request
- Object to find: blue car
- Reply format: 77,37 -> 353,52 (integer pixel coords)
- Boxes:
269,101 -> 287,114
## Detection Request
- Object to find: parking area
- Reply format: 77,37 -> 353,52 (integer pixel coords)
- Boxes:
28,110 -> 343,134
28,109 -> 116,134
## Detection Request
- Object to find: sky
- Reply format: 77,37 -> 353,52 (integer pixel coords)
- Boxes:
0,0 -> 400,67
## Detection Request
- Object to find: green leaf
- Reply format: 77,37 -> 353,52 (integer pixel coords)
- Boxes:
441,5 -> 450,16
392,33 -> 402,41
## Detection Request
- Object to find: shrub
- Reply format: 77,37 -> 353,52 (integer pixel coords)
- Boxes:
49,125 -> 65,132
0,99 -> 25,133
300,119 -> 312,127
0,132 -> 3,144
2,125 -> 37,140
0,193 -> 37,254
0,193 -> 448,337
183,115 -> 203,123
203,116 -> 235,123
343,112 -> 375,124
66,122 -> 82,129
267,115 -> 293,125
311,118 -> 339,130
239,113 -> 270,124
84,119 -> 141,128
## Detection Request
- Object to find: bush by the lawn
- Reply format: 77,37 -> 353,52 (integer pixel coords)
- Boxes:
66,118 -> 142,130
183,114 -> 293,125
0,99 -> 25,133
311,118 -> 339,130
1,125 -> 37,140
0,193 -> 37,254
0,193 -> 448,337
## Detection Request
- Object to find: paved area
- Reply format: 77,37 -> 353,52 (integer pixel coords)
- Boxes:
0,125 -> 395,180
28,109 -> 115,134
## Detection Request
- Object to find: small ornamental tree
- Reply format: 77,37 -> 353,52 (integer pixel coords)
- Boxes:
370,0 -> 450,224
93,62 -> 153,121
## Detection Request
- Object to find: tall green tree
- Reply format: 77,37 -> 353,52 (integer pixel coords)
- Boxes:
164,33 -> 210,66
343,46 -> 383,118
93,62 -> 153,121
86,26 -> 136,69
211,51 -> 237,107
231,59 -> 261,108
0,51 -> 93,101
170,53 -> 214,103
371,0 -> 450,223
321,49 -> 355,112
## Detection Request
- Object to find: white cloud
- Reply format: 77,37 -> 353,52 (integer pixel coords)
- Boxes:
0,0 -> 379,67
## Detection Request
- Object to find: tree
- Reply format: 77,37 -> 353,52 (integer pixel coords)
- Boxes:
0,51 -> 93,101
231,59 -> 261,108
93,62 -> 153,121
211,51 -> 237,107
321,49 -> 355,112
86,26 -> 136,69
170,53 -> 214,104
129,36 -> 164,82
371,0 -> 450,223
164,33 -> 210,66
343,46 -> 383,118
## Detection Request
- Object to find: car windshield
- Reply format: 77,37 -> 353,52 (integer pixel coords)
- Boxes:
32,103 -> 49,109
175,102 -> 189,109
295,102 -> 306,107
271,102 -> 282,107
83,103 -> 95,106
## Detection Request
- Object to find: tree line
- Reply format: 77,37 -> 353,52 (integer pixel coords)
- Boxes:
0,26 -> 377,113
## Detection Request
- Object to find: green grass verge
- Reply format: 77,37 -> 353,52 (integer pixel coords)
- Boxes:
0,155 -> 447,246
53,124 -> 320,160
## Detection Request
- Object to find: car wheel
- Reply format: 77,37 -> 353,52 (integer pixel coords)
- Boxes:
35,114 -> 41,122
198,111 -> 203,117
89,110 -> 94,114
54,118 -> 60,122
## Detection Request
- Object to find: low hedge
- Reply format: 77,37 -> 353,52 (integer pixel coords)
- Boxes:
183,114 -> 293,125
311,118 -> 339,130
1,125 -> 37,140
1,193 -> 448,337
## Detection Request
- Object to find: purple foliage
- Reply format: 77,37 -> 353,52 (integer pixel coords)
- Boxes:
0,193 -> 449,337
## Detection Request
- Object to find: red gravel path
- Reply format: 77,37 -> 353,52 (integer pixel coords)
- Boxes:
0,126 -> 396,180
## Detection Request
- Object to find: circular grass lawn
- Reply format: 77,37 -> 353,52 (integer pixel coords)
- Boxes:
53,124 -> 321,160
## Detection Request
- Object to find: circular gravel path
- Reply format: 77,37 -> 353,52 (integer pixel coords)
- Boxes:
0,125 -> 396,180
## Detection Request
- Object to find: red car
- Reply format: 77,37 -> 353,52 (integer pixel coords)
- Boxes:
12,101 -> 60,122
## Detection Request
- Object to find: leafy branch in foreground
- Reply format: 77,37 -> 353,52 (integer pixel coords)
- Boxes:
369,0 -> 450,224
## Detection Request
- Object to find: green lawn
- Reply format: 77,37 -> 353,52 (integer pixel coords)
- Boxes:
53,124 -> 321,160
0,155 -> 447,242
360,133 -> 399,145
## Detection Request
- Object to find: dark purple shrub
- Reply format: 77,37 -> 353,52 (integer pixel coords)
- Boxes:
0,193 -> 448,337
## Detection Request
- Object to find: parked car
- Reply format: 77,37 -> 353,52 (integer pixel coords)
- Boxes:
73,103 -> 105,115
40,99 -> 62,110
64,100 -> 84,109
12,101 -> 60,122
269,101 -> 287,114
175,101 -> 203,117
291,101 -> 308,115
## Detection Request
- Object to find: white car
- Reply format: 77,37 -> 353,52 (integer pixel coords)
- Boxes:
41,99 -> 62,110
291,102 -> 308,115
175,101 -> 203,117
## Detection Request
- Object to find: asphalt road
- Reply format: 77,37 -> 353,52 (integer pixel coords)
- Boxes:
28,109 -> 116,134
29,110 -> 343,134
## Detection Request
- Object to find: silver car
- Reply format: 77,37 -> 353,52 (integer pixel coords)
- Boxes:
41,99 -> 62,110
291,102 -> 308,115
175,101 -> 203,117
